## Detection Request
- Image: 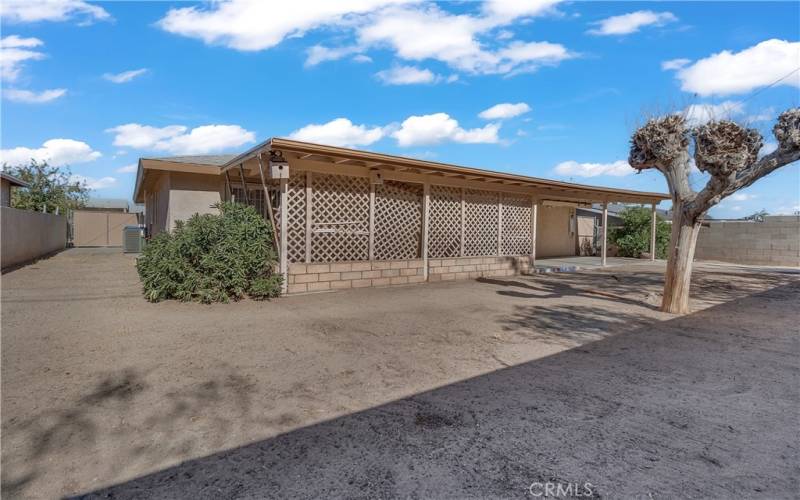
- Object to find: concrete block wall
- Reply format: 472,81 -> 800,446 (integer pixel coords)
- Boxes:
428,256 -> 532,282
695,216 -> 799,267
287,255 -> 534,294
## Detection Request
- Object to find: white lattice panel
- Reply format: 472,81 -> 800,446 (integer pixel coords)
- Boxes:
374,181 -> 422,260
429,185 -> 461,258
287,176 -> 306,263
464,189 -> 499,256
311,174 -> 369,262
501,194 -> 532,255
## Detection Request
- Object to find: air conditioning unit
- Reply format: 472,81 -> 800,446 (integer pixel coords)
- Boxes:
123,225 -> 144,253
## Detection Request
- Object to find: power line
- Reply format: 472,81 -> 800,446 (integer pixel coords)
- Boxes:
741,66 -> 800,104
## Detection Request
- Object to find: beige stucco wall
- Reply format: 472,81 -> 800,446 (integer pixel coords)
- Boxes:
536,206 -> 577,258
695,216 -> 799,267
1,179 -> 12,207
166,172 -> 224,230
1,207 -> 67,269
145,173 -> 172,236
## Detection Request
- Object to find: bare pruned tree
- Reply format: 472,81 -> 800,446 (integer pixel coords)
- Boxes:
629,108 -> 800,314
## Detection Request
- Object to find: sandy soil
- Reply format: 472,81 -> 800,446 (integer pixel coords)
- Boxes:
1,248 -> 797,498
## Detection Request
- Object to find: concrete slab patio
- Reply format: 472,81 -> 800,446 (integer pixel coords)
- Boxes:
1,248 -> 798,498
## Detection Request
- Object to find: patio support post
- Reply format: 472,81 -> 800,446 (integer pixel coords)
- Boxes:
531,197 -> 538,265
224,171 -> 232,201
256,154 -> 279,254
497,192 -> 503,256
260,154 -> 280,252
305,171 -> 313,263
279,178 -> 289,294
422,182 -> 430,280
650,202 -> 657,261
460,187 -> 465,257
238,163 -> 249,204
369,183 -> 375,261
601,201 -> 608,266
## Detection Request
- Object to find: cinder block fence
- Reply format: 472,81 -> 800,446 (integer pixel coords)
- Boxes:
695,215 -> 799,267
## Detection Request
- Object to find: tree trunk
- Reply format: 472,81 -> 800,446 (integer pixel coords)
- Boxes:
661,205 -> 702,314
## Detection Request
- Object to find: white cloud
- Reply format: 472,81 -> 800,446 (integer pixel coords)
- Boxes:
748,107 -> 775,123
289,118 -> 385,147
661,58 -> 690,71
103,68 -> 148,84
70,174 -> 117,190
375,65 -> 439,85
683,100 -> 744,126
157,1 -> 572,77
305,45 -> 363,67
108,124 -> 188,149
1,139 -> 101,166
359,5 -> 575,75
0,35 -> 45,81
674,39 -> 800,96
588,10 -> 676,36
481,0 -> 562,21
479,102 -> 531,120
0,0 -> 110,23
107,123 -> 256,154
352,54 -> 373,63
759,141 -> 778,157
3,88 -> 66,103
116,163 -> 138,174
158,0 -> 407,52
728,192 -> 756,202
554,160 -> 635,177
392,112 -> 500,146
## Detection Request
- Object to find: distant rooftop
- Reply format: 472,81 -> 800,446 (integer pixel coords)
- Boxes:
1,172 -> 29,187
144,155 -> 237,167
85,198 -> 130,210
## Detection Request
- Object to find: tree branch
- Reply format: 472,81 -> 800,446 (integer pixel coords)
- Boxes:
629,115 -> 695,201
688,108 -> 800,219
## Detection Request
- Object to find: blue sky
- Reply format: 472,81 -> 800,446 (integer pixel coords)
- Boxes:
1,0 -> 798,217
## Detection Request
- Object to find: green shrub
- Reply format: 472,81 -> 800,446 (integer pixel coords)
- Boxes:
609,207 -> 671,259
136,202 -> 282,303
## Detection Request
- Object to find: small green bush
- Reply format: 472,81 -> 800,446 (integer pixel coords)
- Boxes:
609,207 -> 671,259
136,202 -> 282,303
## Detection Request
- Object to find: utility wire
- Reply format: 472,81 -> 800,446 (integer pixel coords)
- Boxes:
740,66 -> 800,104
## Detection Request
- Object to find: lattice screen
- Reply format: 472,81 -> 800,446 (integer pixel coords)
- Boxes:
286,176 -> 306,263
464,189 -> 499,256
311,174 -> 369,262
501,194 -> 532,255
374,181 -> 422,260
429,185 -> 461,258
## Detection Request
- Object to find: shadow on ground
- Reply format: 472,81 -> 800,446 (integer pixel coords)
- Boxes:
62,282 -> 799,499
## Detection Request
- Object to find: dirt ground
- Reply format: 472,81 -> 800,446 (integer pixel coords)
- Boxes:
1,248 -> 798,499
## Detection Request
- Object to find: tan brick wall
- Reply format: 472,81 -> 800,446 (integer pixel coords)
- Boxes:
427,256 -> 532,282
695,216 -> 799,267
286,255 -> 534,294
287,259 -> 426,294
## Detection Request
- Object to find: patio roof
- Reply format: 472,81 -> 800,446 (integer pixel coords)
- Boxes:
221,138 -> 669,204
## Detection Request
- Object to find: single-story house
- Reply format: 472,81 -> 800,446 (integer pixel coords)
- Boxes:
133,138 -> 668,294
1,172 -> 29,207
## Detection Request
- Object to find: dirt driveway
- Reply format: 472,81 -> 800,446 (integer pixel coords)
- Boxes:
2,248 -> 798,498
